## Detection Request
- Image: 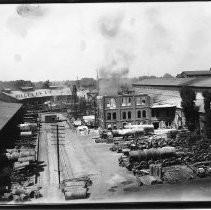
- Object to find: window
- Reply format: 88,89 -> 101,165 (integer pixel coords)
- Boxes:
142,99 -> 146,105
122,111 -> 126,119
113,112 -> 117,120
122,97 -> 131,106
142,110 -> 146,118
107,113 -> 111,120
128,111 -> 131,119
128,97 -> 131,105
136,97 -> 141,105
122,98 -> 127,106
137,110 -> 141,118
107,124 -> 112,129
106,98 -> 116,108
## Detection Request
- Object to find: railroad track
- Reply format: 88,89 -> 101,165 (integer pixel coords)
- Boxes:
59,143 -> 74,182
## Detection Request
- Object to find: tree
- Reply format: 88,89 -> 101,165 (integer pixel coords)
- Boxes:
163,73 -> 174,78
202,90 -> 211,138
42,80 -> 50,89
180,86 -> 199,131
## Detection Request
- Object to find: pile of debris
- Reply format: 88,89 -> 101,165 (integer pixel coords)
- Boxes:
2,184 -> 42,202
60,176 -> 92,200
136,164 -> 163,186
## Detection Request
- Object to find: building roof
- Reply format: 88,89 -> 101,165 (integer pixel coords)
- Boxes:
1,87 -> 72,101
0,101 -> 22,131
180,71 -> 211,76
189,77 -> 211,88
135,87 -> 205,113
133,78 -> 197,87
133,77 -> 211,89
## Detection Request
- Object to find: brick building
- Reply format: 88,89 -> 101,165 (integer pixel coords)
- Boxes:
98,94 -> 151,129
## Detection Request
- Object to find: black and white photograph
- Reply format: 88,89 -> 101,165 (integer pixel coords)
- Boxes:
1,1 -> 211,205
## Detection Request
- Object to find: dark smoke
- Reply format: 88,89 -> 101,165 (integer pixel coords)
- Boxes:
99,67 -> 129,79
97,12 -> 136,95
98,13 -> 124,38
17,5 -> 45,17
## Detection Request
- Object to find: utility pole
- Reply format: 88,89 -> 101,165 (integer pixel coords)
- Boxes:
36,120 -> 41,162
51,123 -> 65,187
35,117 -> 41,184
56,124 -> 60,185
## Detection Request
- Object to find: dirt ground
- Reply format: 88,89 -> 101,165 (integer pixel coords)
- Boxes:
36,113 -> 211,204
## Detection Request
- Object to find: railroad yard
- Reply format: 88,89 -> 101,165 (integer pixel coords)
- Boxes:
1,109 -> 211,204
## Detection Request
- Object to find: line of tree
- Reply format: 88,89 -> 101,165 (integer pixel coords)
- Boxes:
202,90 -> 211,139
180,86 -> 199,132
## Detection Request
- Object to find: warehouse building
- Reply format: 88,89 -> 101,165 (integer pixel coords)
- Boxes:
0,86 -> 73,109
98,94 -> 151,129
0,101 -> 23,149
132,77 -> 208,130
176,70 -> 211,78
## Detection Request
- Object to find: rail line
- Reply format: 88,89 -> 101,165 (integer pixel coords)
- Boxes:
59,141 -> 75,183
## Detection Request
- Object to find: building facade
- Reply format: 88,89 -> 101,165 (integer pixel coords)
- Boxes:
132,77 -> 207,130
98,94 -> 151,129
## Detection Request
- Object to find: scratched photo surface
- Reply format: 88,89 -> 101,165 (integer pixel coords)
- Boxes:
0,2 -> 211,204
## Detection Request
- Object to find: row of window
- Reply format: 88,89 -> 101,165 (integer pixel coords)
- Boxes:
107,112 -> 117,120
106,110 -> 147,120
106,97 -> 147,108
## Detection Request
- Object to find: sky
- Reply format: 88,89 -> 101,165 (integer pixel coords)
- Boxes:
1,2 -> 211,81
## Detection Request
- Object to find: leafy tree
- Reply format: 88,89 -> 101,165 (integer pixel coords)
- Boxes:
202,90 -> 211,138
163,73 -> 174,78
79,78 -> 96,89
42,80 -> 50,89
138,75 -> 157,81
180,86 -> 199,131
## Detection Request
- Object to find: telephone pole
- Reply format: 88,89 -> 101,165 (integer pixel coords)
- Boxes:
51,123 -> 65,187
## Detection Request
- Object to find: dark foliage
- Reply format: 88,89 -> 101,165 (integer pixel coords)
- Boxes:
42,80 -> 51,89
0,80 -> 34,91
180,86 -> 199,131
202,90 -> 211,138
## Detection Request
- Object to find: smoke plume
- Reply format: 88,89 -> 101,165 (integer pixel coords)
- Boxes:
16,5 -> 45,17
97,12 -> 136,95
97,12 -> 136,79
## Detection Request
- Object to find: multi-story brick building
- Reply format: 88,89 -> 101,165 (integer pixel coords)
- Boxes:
98,94 -> 151,129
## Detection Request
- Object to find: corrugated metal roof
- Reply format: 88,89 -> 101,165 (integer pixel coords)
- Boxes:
2,87 -> 72,100
181,71 -> 211,76
133,78 -> 197,87
135,88 -> 205,113
0,101 -> 22,131
189,77 -> 211,88
133,77 -> 211,88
